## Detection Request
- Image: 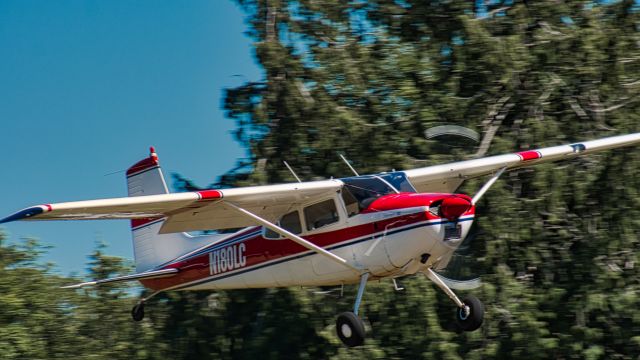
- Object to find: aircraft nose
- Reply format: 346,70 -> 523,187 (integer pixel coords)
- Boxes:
440,195 -> 473,221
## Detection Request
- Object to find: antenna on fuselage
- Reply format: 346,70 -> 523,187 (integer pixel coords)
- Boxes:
283,161 -> 302,183
339,154 -> 359,176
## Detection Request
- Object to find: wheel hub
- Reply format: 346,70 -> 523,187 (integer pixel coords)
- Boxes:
459,305 -> 470,320
341,324 -> 353,338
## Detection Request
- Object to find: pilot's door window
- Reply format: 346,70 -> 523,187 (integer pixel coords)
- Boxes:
340,188 -> 360,217
264,210 -> 302,239
304,199 -> 339,231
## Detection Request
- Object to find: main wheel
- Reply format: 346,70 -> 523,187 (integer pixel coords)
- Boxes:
336,312 -> 365,347
131,303 -> 145,322
455,295 -> 484,332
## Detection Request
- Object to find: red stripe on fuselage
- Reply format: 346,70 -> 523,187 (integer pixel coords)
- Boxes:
141,210 -> 446,290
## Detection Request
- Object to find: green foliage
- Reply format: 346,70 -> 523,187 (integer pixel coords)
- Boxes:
0,235 -> 160,360
217,0 -> 640,358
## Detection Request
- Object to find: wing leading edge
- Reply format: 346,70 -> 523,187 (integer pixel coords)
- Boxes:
404,132 -> 640,193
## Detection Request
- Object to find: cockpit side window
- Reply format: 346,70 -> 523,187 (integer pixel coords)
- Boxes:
265,210 -> 302,239
340,173 -> 417,212
304,199 -> 339,231
341,188 -> 359,217
280,210 -> 302,234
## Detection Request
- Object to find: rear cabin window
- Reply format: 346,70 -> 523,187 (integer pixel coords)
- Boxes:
304,199 -> 339,231
265,210 -> 302,239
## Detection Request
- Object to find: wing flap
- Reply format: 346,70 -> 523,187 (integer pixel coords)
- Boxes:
160,180 -> 343,233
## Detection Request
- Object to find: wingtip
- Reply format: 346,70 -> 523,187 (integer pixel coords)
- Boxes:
0,205 -> 50,224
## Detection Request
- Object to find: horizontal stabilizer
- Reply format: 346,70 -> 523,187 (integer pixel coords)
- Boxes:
61,268 -> 179,289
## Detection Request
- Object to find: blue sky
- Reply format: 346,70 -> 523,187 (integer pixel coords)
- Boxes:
0,1 -> 260,276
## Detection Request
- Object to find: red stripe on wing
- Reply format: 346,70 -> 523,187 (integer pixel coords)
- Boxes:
197,190 -> 223,201
516,150 -> 542,161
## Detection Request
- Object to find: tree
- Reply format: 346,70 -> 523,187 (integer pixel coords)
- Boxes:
72,242 -> 160,359
214,0 -> 640,358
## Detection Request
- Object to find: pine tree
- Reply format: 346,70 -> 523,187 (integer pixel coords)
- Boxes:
214,0 -> 640,358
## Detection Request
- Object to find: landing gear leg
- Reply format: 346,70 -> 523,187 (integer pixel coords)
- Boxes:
131,302 -> 145,322
336,273 -> 368,347
131,290 -> 162,322
424,268 -> 484,332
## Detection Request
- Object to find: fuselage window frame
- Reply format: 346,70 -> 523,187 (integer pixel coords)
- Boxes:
303,198 -> 340,232
264,209 -> 303,240
340,188 -> 360,217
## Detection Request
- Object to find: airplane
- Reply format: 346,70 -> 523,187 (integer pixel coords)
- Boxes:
2,132 -> 640,347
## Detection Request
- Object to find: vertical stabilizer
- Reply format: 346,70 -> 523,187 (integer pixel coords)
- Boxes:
126,148 -> 211,272
127,147 -> 168,197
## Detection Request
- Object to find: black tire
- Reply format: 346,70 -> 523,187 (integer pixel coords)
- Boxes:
131,303 -> 145,322
455,295 -> 484,332
336,312 -> 365,347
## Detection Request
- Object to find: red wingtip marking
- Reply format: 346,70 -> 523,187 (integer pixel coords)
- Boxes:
150,146 -> 156,154
517,150 -> 542,162
197,190 -> 222,201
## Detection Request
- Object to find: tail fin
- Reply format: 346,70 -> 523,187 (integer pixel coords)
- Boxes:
127,148 -> 209,272
127,147 -> 168,197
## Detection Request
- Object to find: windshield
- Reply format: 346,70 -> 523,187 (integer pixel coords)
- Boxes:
340,172 -> 416,212
376,172 -> 417,193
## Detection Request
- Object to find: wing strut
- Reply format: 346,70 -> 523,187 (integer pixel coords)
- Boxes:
224,202 -> 363,274
471,167 -> 506,205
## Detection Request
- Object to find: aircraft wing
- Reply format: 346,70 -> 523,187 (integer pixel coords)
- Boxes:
3,133 -> 640,233
0,180 -> 343,232
404,133 -> 640,193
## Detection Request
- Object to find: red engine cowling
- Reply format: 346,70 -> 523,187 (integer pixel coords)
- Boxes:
439,195 -> 472,221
